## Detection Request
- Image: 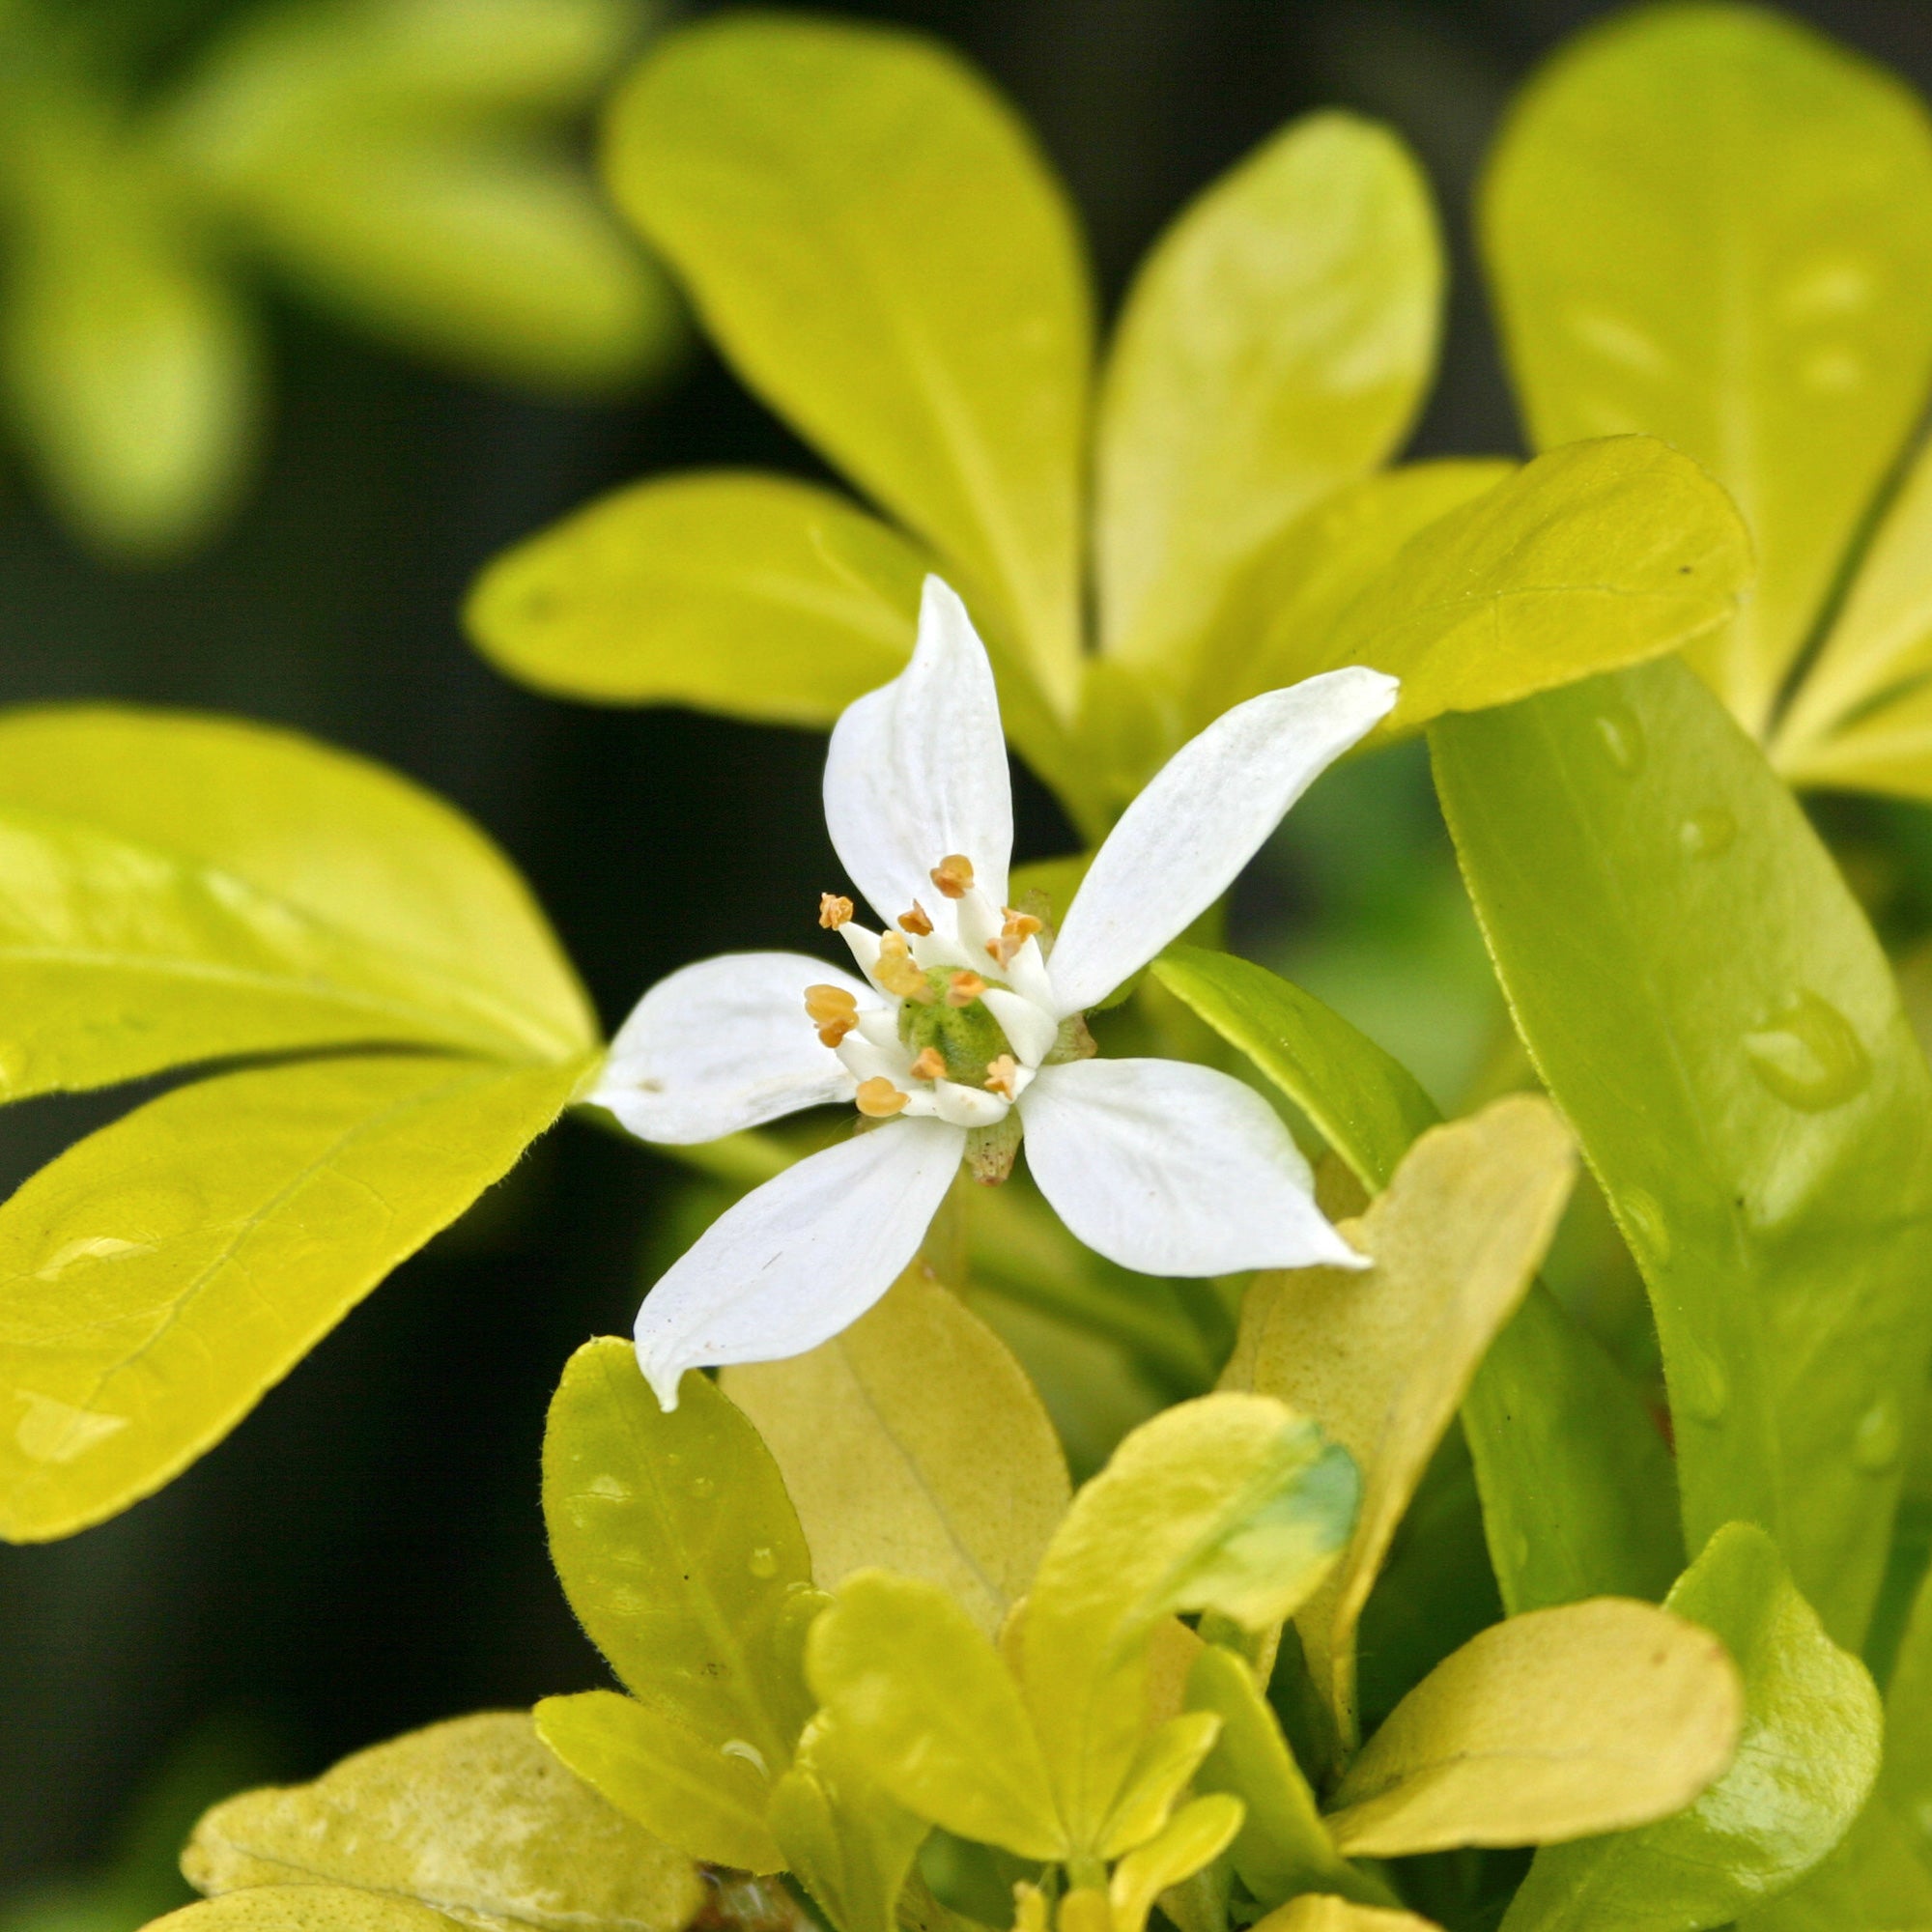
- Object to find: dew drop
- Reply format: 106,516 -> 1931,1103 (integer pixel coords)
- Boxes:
1620,1188 -> 1673,1267
722,1739 -> 770,1778
1678,809 -> 1737,859
1853,1398 -> 1904,1472
1674,1342 -> 1730,1426
1594,703 -> 1645,775
748,1546 -> 779,1578
1743,991 -> 1872,1112
691,1474 -> 716,1498
1511,1532 -> 1532,1575
33,1236 -> 155,1283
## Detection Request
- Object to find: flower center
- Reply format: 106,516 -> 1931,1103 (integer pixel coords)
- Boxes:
897,966 -> 1012,1084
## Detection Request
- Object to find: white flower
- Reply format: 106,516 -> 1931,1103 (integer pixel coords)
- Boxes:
596,577 -> 1398,1407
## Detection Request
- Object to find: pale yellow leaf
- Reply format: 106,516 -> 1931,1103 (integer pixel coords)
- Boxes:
1251,1899 -> 1440,1932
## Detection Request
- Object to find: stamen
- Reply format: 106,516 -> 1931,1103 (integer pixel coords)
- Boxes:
985,908 -> 1044,968
874,931 -> 935,1003
946,970 -> 986,1008
818,893 -> 853,929
855,1076 -> 909,1119
983,1054 -> 1020,1099
930,854 -> 976,899
804,982 -> 859,1048
908,1046 -> 946,1082
897,900 -> 934,936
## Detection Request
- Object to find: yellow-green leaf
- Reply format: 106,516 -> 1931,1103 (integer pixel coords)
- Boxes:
0,1050 -> 585,1543
1284,439 -> 1752,741
1251,1901 -> 1439,1932
724,1264 -> 1070,1638
1094,1711 -> 1223,1861
0,706 -> 595,1100
1227,1096 -> 1577,1740
1324,1598 -> 1744,1858
1095,111 -> 1440,679
1482,4 -> 1932,735
535,1688 -> 782,1876
1503,1524 -> 1883,1931
1108,1796 -> 1245,1932
1769,668 -> 1932,803
183,1711 -> 700,1932
148,1888 -> 459,1932
467,472 -> 924,724
606,14 -> 1091,710
1022,1394 -> 1358,1853
769,1715 -> 929,1932
806,1569 -> 1066,1861
542,1340 -> 815,1767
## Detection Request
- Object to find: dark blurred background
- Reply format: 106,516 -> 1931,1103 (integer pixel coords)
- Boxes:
5,0 -> 1932,1910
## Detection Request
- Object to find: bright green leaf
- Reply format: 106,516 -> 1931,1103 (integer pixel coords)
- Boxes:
534,1688 -> 782,1876
148,1888 -> 459,1932
1502,1523 -> 1883,1932
0,706 -> 596,1099
1022,1393 -> 1357,1852
606,14 -> 1091,710
182,1711 -> 699,1932
1095,111 -> 1440,679
0,1050 -> 584,1543
806,1569 -> 1066,1861
467,471 -> 924,724
1325,1597 -> 1744,1859
542,1339 -> 816,1767
1108,1796 -> 1245,1932
1433,659 -> 1932,1649
724,1264 -> 1070,1638
1482,3 -> 1932,735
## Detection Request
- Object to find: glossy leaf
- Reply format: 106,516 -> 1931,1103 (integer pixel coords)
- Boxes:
0,1051 -> 585,1542
1095,111 -> 1439,678
150,1889 -> 458,1932
769,1715 -> 929,1932
0,707 -> 595,1100
724,1263 -> 1069,1637
1108,1796 -> 1245,1932
806,1569 -> 1065,1861
1434,659 -> 1932,1648
1186,1644 -> 1388,1911
183,1712 -> 699,1932
1251,1903 -> 1439,1932
1482,3 -> 1932,734
1154,945 -> 1682,1618
1022,1393 -> 1358,1851
1324,1598 -> 1744,1858
1502,1524 -> 1882,1932
468,471 -> 924,723
607,14 -> 1091,710
534,1688 -> 782,1876
1229,1096 -> 1576,1739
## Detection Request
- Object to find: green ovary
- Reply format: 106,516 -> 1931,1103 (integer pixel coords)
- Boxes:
897,968 -> 1012,1084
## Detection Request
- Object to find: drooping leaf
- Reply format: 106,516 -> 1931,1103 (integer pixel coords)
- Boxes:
1185,1644 -> 1389,1911
468,472 -> 924,724
1323,1597 -> 1744,1859
606,13 -> 1091,712
0,707 -> 596,1100
806,1569 -> 1066,1861
541,1340 -> 816,1762
1501,1524 -> 1882,1932
1108,1796 -> 1246,1932
1021,1393 -> 1358,1852
724,1264 -> 1070,1637
1094,111 -> 1440,679
1434,659 -> 1932,1649
148,1888 -> 458,1932
182,1712 -> 699,1932
0,1051 -> 586,1543
1227,1096 -> 1576,1741
1153,946 -> 1682,1618
1482,3 -> 1932,734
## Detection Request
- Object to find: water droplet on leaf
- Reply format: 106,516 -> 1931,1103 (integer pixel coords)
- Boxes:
1679,809 -> 1737,858
1620,1189 -> 1673,1266
722,1740 -> 770,1778
1674,1342 -> 1730,1425
14,1390 -> 129,1464
1853,1398 -> 1903,1472
1743,992 -> 1872,1111
748,1546 -> 778,1578
1594,704 -> 1645,774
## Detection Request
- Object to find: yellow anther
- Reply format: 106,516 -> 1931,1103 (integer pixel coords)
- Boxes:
983,1054 -> 1019,1099
804,984 -> 857,1025
818,893 -> 853,929
897,900 -> 934,936
855,1076 -> 909,1119
909,1046 -> 946,1082
946,970 -> 987,1008
930,854 -> 976,899
875,931 -> 934,1002
986,908 -> 1044,968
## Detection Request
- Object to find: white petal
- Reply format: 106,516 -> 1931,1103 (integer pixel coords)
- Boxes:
1045,668 -> 1398,1016
932,1080 -> 1010,1127
823,577 -> 1013,931
594,952 -> 865,1145
635,1118 -> 967,1406
1017,1058 -> 1364,1277
837,1032 -> 914,1086
981,988 -> 1058,1068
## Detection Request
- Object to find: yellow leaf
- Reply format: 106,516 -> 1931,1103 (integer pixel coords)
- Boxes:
1108,1795 -> 1244,1932
1095,1711 -> 1224,1861
724,1264 -> 1070,1636
1227,1095 -> 1576,1739
146,1888 -> 459,1932
1321,1599 -> 1743,1857
1250,1899 -> 1440,1932
183,1712 -> 700,1932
